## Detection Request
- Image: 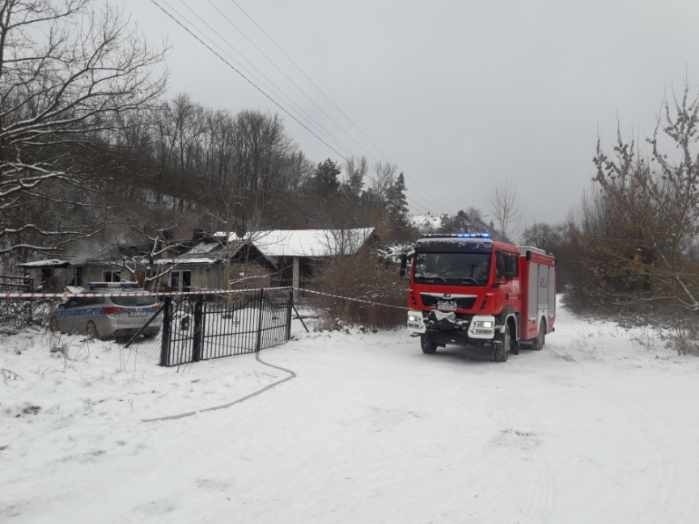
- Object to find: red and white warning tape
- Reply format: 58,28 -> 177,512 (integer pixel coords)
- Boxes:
0,286 -> 292,300
0,285 -> 408,311
297,288 -> 409,311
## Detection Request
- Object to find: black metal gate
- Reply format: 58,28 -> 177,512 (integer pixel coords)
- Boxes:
160,288 -> 293,366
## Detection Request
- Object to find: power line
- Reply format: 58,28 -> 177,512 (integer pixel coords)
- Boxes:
222,0 -> 450,212
206,0 -> 368,155
172,0 -> 352,156
149,0 -> 348,160
225,0 -> 388,160
156,0 -> 446,214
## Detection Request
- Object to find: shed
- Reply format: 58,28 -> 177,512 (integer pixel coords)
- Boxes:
216,228 -> 376,290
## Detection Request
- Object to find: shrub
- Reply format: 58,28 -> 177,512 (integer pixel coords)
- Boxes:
307,252 -> 406,329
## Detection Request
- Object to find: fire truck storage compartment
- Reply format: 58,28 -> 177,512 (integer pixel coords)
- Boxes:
523,250 -> 556,339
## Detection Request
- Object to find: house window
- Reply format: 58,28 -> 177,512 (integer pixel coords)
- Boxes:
104,270 -> 121,283
170,270 -> 191,292
69,267 -> 83,286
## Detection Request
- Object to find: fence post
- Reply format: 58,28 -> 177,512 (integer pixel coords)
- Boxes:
159,297 -> 172,366
255,288 -> 264,352
285,288 -> 293,341
192,297 -> 204,362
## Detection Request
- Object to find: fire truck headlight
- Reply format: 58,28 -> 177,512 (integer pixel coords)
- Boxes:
468,315 -> 496,339
407,310 -> 425,333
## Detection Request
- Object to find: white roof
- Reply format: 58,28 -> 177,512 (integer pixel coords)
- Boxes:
217,228 -> 375,258
410,213 -> 442,231
155,257 -> 218,265
18,259 -> 69,268
186,241 -> 220,255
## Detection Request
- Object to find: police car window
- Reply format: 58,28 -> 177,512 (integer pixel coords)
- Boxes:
72,297 -> 104,307
111,296 -> 157,307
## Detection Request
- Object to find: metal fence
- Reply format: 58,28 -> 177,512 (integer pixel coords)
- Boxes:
0,275 -> 33,292
159,288 -> 293,367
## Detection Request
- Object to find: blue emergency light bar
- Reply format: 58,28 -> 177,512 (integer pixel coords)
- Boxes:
424,232 -> 491,239
456,232 -> 491,239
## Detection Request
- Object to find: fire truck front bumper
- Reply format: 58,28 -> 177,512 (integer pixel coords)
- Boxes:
407,310 -> 497,341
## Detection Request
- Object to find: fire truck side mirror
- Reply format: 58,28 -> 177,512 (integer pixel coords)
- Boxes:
399,254 -> 408,278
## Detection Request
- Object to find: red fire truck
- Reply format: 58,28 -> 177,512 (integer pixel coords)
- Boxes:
400,233 -> 556,362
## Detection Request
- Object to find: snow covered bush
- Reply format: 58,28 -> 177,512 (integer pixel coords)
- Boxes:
0,300 -> 52,330
666,320 -> 699,356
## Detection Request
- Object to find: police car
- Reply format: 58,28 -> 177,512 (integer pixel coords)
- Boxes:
49,282 -> 162,340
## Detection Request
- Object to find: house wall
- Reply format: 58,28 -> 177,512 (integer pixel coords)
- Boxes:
191,265 -> 224,290
160,264 -> 223,291
228,263 -> 272,289
82,265 -> 116,284
161,263 -> 273,291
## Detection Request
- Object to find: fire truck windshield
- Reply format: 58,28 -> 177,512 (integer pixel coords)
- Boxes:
414,252 -> 490,286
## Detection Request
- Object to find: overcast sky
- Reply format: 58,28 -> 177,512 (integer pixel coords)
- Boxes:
123,0 -> 699,227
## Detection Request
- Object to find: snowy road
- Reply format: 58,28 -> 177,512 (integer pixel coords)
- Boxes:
2,303 -> 699,523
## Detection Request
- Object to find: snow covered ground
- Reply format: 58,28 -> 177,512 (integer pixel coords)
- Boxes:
2,301 -> 699,523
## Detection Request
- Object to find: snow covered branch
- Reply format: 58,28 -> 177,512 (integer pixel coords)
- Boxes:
0,0 -> 165,256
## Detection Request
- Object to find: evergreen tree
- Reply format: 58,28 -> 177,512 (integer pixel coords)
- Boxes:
310,158 -> 341,197
385,172 -> 409,227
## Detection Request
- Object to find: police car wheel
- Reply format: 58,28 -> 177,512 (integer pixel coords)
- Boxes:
421,335 -> 437,354
86,321 -> 100,339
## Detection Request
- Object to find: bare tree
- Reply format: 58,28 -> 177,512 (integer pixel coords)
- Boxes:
0,0 -> 165,256
344,156 -> 367,199
370,161 -> 398,200
573,83 -> 699,316
490,185 -> 520,240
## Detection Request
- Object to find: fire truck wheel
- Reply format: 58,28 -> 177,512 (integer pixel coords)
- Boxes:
494,327 -> 511,362
420,335 -> 437,354
533,320 -> 546,350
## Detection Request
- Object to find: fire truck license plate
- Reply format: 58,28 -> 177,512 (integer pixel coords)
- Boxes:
437,300 -> 457,312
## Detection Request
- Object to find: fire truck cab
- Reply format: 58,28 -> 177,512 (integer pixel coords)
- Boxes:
402,233 -> 556,362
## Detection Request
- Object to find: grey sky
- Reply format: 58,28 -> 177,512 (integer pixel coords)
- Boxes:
123,0 -> 699,227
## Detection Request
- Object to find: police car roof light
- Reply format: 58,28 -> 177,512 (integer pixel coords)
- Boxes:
88,281 -> 140,290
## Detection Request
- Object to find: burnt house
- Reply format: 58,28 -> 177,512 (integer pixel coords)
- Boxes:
154,238 -> 276,292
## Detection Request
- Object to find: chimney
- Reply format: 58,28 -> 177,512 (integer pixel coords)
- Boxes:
192,228 -> 207,243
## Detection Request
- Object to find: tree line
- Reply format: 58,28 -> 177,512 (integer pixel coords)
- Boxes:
0,0 -> 413,268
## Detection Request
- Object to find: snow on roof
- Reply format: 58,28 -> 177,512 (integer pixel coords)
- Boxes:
18,259 -> 70,268
153,240 -> 251,265
185,241 -> 221,255
217,228 -> 375,258
155,257 -> 219,266
410,213 -> 442,232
